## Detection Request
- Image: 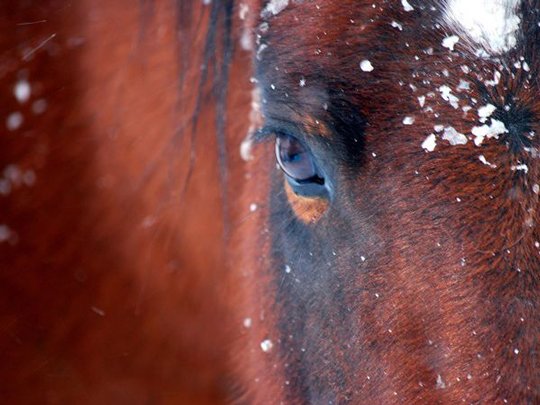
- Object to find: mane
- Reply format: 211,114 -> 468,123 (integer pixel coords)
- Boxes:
175,0 -> 236,234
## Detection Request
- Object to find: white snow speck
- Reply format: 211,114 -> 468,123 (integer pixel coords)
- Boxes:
485,71 -> 501,86
249,203 -> 258,212
533,184 -> 539,194
391,21 -> 403,30
360,60 -> 374,72
457,79 -> 470,91
239,3 -> 249,20
6,112 -> 23,131
256,43 -> 268,60
434,124 -> 444,133
422,134 -> 437,152
261,0 -> 289,18
436,374 -> 446,389
403,116 -> 415,125
240,138 -> 254,161
442,35 -> 460,51
418,95 -> 426,107
479,155 -> 497,168
243,317 -> 252,328
401,0 -> 414,12
442,126 -> 468,145
260,339 -> 273,352
285,264 -> 291,273
299,78 -> 306,87
14,80 -> 31,103
513,348 -> 519,355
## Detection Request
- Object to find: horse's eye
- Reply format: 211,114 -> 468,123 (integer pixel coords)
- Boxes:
275,134 -> 326,196
276,135 -> 317,181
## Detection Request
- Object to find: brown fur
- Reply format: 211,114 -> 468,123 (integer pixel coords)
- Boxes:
0,1 -> 248,403
235,0 -> 539,404
284,181 -> 329,223
2,0 -> 539,404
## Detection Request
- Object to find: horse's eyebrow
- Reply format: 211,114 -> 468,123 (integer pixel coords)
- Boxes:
252,126 -> 277,143
252,120 -> 330,146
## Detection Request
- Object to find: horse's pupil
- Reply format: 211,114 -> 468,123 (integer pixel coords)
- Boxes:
276,135 -> 317,181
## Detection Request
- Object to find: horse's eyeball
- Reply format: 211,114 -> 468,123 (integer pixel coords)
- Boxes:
275,134 -> 329,219
275,135 -> 318,181
275,134 -> 326,198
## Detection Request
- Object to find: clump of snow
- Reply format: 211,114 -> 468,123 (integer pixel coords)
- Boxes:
442,126 -> 468,145
457,79 -> 470,91
401,0 -> 414,12
239,3 -> 249,20
434,124 -> 444,132
443,0 -> 521,55
485,71 -> 502,86
442,35 -> 460,51
6,112 -> 23,131
240,139 -> 254,161
422,134 -> 437,152
472,118 -> 508,145
261,0 -> 289,18
403,116 -> 415,125
391,21 -> 403,30
479,155 -> 497,168
360,60 -> 374,72
256,43 -> 268,60
511,164 -> 528,173
436,374 -> 446,389
478,104 -> 497,121
438,85 -> 459,109
260,339 -> 273,352
14,80 -> 31,103
241,87 -> 262,161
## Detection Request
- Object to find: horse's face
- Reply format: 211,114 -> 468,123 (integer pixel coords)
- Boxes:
238,1 -> 539,403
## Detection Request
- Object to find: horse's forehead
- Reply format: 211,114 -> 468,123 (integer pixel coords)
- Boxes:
255,0 -> 538,158
259,0 -> 524,62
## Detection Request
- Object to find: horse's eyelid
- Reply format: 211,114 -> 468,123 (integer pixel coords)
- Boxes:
251,127 -> 275,144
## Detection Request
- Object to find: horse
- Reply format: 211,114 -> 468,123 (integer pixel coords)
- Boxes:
1,0 -> 539,404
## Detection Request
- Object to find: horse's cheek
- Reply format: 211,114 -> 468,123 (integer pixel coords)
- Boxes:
284,181 -> 329,223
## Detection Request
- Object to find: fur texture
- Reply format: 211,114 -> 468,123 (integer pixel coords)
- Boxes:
236,0 -> 539,403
